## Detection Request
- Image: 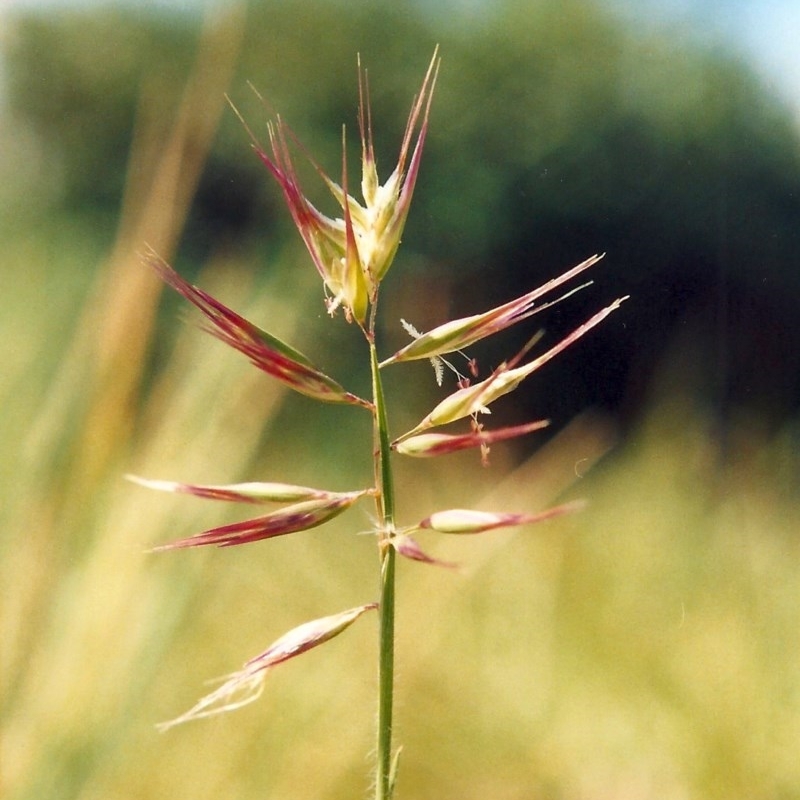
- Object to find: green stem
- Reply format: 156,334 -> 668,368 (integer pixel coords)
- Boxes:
370,340 -> 397,800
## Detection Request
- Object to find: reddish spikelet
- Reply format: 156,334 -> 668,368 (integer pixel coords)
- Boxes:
157,604 -> 377,731
127,475 -> 348,504
393,419 -> 550,458
151,491 -> 370,550
381,253 -> 604,366
146,251 -> 371,407
417,501 -> 584,534
391,533 -> 458,569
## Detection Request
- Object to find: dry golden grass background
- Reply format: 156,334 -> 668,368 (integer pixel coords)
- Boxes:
2,9 -> 799,799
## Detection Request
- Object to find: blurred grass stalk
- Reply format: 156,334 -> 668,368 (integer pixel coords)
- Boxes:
1,4 -> 259,793
2,7 -> 800,800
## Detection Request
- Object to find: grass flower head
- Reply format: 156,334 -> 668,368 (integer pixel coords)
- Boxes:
136,49 -> 627,800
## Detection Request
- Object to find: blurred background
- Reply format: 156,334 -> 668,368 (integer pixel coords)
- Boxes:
2,1 -> 799,798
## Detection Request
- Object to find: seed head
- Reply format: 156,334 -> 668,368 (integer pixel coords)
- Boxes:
240,50 -> 439,322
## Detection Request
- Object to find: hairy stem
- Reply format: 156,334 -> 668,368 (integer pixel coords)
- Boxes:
370,339 -> 397,800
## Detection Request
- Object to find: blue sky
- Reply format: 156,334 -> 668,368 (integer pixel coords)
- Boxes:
605,0 -> 800,115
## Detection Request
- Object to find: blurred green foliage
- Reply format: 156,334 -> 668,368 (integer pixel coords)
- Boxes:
2,1 -> 799,799
4,0 -> 800,428
10,0 -> 800,272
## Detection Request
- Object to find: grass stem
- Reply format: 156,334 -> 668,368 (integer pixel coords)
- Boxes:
371,339 -> 397,800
